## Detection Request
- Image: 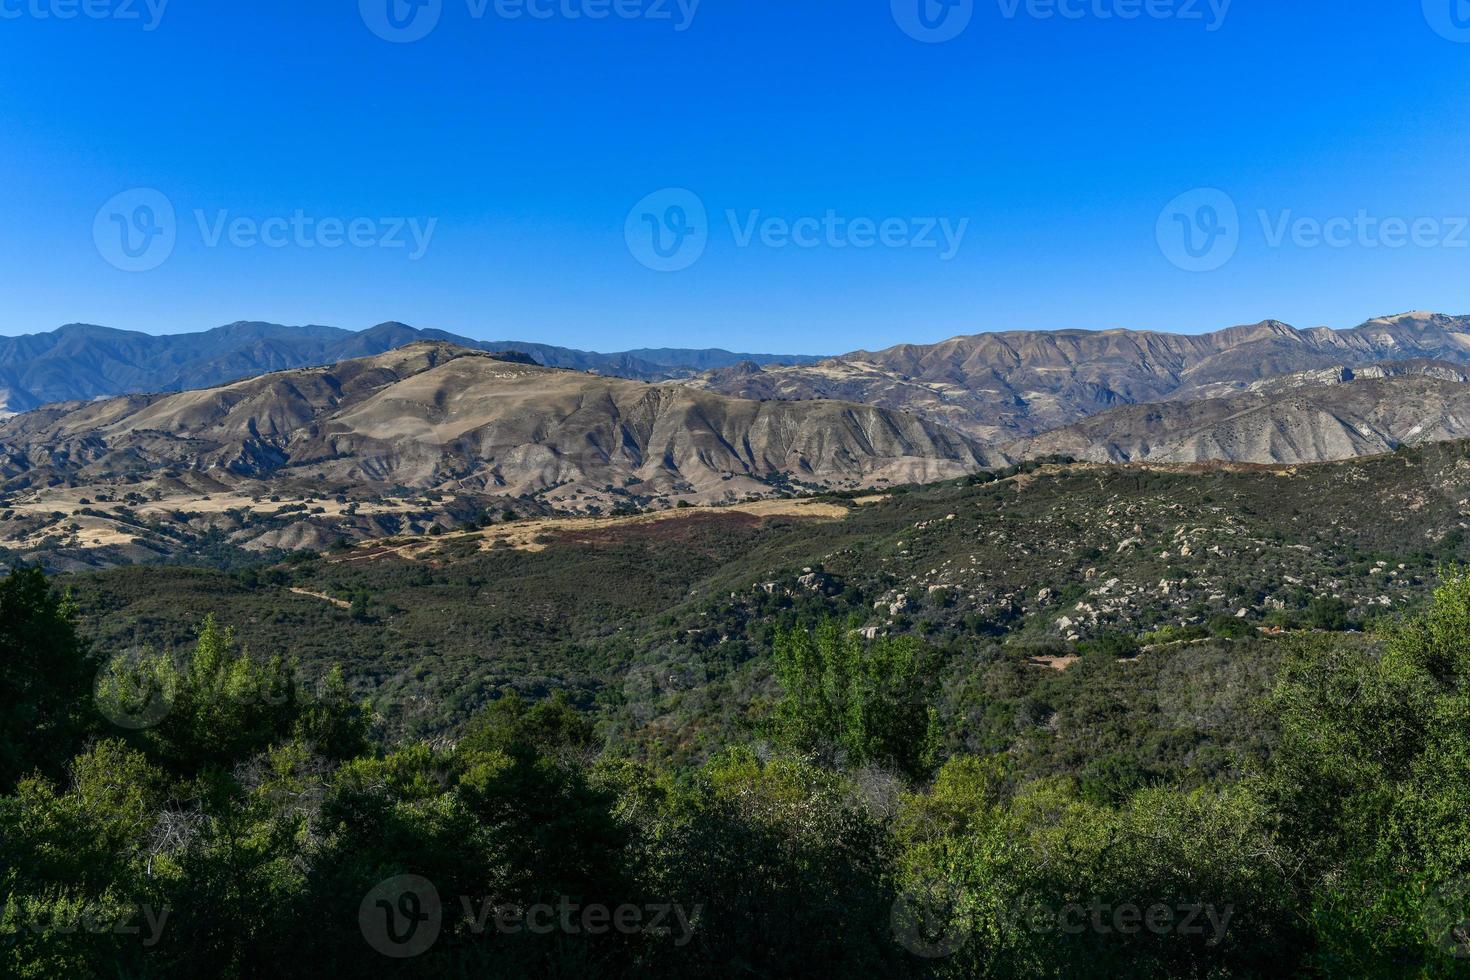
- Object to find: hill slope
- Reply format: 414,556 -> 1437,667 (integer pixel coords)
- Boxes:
0,343 -> 997,565
692,311 -> 1470,441
1017,361 -> 1470,464
50,439 -> 1470,751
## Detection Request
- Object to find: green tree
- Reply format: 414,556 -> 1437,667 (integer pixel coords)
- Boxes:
96,615 -> 367,775
771,621 -> 939,778
1305,595 -> 1354,631
0,740 -> 169,978
459,690 -> 598,758
894,759 -> 1297,978
626,749 -> 903,976
0,567 -> 98,791
1267,573 -> 1470,975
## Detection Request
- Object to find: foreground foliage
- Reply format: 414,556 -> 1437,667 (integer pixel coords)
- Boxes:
6,565 -> 1470,976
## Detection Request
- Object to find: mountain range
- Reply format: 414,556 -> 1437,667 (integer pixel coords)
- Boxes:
693,311 -> 1470,442
4,309 -> 1470,537
0,342 -> 992,504
0,321 -> 826,416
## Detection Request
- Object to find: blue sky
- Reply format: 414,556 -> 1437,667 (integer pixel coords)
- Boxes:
2,0 -> 1469,353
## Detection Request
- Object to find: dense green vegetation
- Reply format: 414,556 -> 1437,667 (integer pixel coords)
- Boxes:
44,445 -> 1470,763
5,561 -> 1470,976
9,448 -> 1470,975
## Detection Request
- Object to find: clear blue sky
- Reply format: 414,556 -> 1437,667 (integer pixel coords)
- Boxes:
2,0 -> 1469,353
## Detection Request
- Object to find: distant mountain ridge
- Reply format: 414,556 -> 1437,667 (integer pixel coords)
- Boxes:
12,310 -> 1470,472
0,321 -> 826,415
0,342 -> 995,506
692,311 -> 1470,442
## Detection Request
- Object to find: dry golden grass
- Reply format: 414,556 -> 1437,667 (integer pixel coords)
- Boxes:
339,495 -> 877,561
3,480 -> 889,556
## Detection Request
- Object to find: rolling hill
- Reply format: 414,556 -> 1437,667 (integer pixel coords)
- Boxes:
0,343 -> 996,566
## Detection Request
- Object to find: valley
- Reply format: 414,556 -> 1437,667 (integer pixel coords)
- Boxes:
57,441 -> 1470,757
11,313 -> 1470,571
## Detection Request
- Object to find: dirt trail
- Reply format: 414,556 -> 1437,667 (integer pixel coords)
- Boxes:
289,587 -> 351,609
